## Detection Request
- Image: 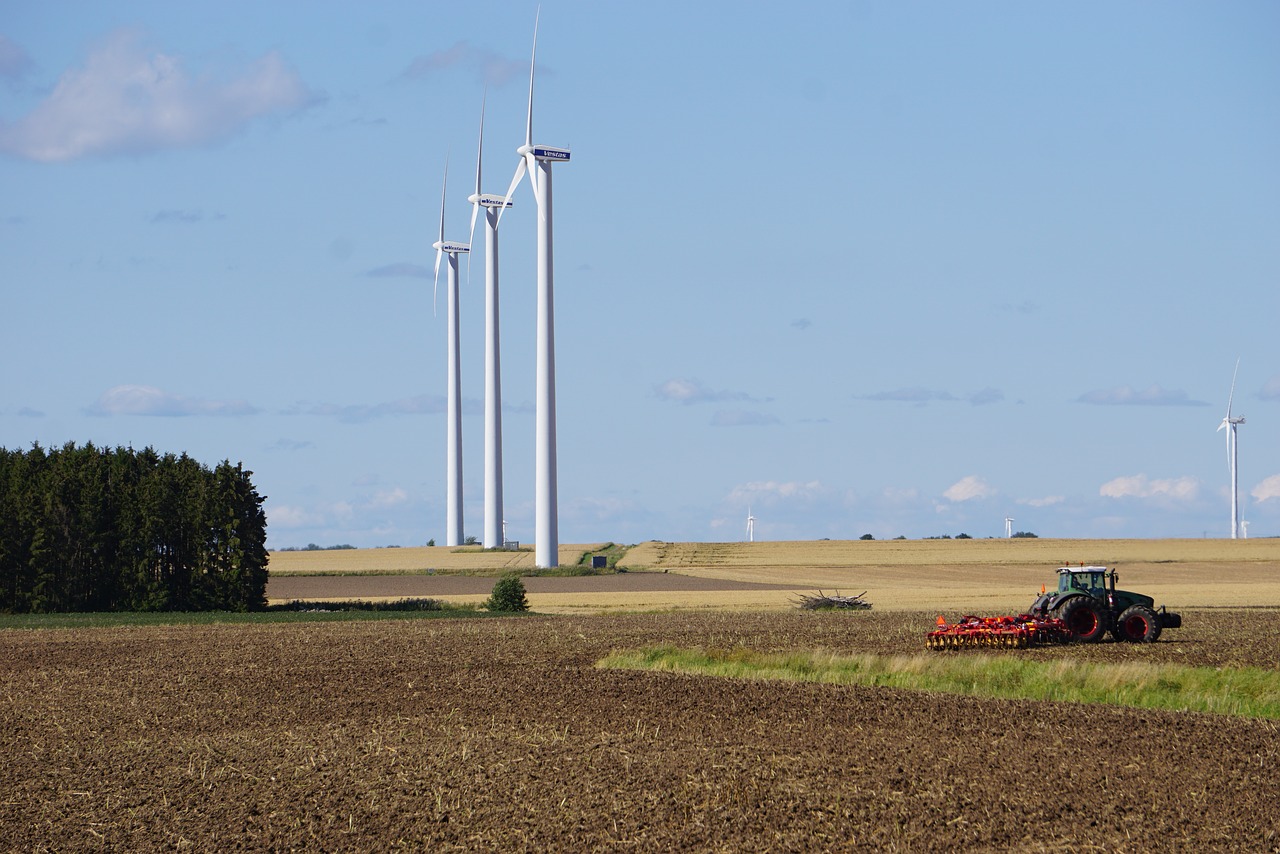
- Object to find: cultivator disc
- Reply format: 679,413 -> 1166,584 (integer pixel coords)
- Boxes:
925,614 -> 1071,650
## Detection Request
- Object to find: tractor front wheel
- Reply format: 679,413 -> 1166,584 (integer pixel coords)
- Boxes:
1114,605 -> 1161,643
1057,597 -> 1109,643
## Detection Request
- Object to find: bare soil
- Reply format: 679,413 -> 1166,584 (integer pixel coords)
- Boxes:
3,609 -> 1278,851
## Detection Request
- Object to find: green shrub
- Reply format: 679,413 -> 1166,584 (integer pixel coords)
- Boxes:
485,575 -> 529,612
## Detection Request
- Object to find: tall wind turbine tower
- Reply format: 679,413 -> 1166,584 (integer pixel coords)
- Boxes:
1217,359 -> 1246,539
746,508 -> 756,543
503,10 -> 570,568
468,94 -> 514,550
1005,517 -> 1014,539
433,162 -> 470,547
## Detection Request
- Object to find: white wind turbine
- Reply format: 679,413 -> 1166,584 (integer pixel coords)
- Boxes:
433,161 -> 470,547
1004,517 -> 1015,539
1217,359 -> 1246,539
746,508 -> 756,543
467,93 -> 514,550
502,10 -> 571,568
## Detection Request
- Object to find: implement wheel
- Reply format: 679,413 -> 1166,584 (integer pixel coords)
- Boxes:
1115,605 -> 1161,643
1057,597 -> 1108,643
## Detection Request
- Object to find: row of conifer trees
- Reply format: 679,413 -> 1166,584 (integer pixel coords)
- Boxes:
0,442 -> 269,613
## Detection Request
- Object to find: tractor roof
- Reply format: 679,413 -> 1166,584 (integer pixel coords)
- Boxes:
1057,565 -> 1109,573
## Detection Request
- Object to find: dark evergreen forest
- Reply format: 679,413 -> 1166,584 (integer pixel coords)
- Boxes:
0,443 -> 268,613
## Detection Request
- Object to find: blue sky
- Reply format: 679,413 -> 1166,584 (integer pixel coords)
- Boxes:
3,2 -> 1278,547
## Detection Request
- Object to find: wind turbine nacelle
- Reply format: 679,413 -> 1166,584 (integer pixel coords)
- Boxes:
531,145 -> 571,162
470,193 -> 514,208
433,240 -> 471,253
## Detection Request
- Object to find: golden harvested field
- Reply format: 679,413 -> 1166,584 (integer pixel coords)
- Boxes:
266,538 -> 1280,613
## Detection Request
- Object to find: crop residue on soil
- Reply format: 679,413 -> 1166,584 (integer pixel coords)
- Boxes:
2,610 -> 1277,850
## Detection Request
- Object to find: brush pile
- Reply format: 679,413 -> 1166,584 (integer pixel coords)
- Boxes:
793,590 -> 872,611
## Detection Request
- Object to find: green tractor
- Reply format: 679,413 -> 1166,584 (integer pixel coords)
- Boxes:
1028,565 -> 1182,643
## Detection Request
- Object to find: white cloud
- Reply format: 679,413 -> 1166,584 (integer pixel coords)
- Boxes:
654,378 -> 749,405
943,475 -> 994,502
369,488 -> 409,509
285,395 -> 449,422
87,385 -> 258,417
1077,385 -> 1208,406
0,28 -> 315,162
1251,475 -> 1280,503
1020,495 -> 1065,508
727,480 -> 827,506
1099,474 -> 1199,500
860,387 -> 1002,406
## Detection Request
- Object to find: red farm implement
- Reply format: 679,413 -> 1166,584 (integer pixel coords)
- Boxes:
925,614 -> 1071,650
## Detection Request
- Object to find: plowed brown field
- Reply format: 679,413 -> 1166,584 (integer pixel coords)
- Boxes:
3,609 -> 1278,851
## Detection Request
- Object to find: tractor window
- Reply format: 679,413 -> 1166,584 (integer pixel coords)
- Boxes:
1065,573 -> 1103,593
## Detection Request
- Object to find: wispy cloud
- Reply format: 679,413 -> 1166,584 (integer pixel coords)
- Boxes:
284,395 -> 453,423
0,28 -> 317,162
791,318 -> 812,330
0,34 -> 32,81
87,385 -> 258,417
1252,475 -> 1280,503
711,410 -> 780,427
1099,474 -> 1199,500
267,438 -> 314,452
366,262 -> 429,279
1260,375 -> 1280,402
654,378 -> 752,405
727,480 -> 828,506
1077,385 -> 1208,406
152,209 -> 224,224
859,387 -> 1003,406
402,41 -> 530,86
1020,495 -> 1065,508
943,475 -> 995,502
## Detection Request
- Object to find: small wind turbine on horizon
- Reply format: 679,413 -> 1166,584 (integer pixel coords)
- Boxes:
433,160 -> 470,547
746,508 -> 756,543
502,9 -> 570,568
1217,358 -> 1246,539
467,92 -> 514,551
1005,517 -> 1014,539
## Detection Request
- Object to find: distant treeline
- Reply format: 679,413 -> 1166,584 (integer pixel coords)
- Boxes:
0,443 -> 268,613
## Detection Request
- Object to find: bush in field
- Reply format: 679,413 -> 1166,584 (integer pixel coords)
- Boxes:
485,575 -> 529,612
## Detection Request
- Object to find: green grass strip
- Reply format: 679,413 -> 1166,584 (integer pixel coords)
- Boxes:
598,645 -> 1280,720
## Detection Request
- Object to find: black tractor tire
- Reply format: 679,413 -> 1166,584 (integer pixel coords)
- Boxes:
1114,605 -> 1162,643
1057,597 -> 1109,643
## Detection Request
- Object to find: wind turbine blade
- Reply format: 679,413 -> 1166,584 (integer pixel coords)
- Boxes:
497,157 -> 526,228
1226,357 -> 1241,418
434,161 -> 448,315
525,9 -> 539,148
525,151 -> 541,215
433,248 -> 442,315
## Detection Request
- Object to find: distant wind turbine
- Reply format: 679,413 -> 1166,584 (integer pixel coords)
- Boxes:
1217,358 -> 1246,539
433,160 -> 470,547
746,508 -> 756,543
467,93 -> 514,550
502,9 -> 571,568
1005,517 -> 1014,539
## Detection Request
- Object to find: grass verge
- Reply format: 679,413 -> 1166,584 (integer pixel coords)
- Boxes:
598,645 -> 1280,720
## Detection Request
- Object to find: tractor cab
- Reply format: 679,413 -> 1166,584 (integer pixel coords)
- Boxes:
1059,566 -> 1113,597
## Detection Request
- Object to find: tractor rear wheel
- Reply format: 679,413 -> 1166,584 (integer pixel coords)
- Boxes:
1057,597 -> 1109,643
1114,605 -> 1161,643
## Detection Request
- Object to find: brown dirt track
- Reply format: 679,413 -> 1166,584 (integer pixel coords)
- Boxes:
3,609 -> 1279,851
